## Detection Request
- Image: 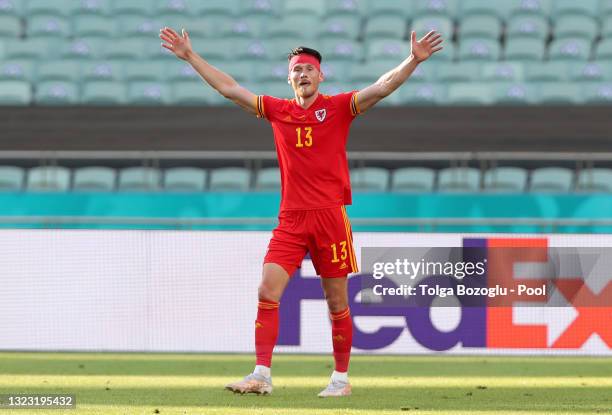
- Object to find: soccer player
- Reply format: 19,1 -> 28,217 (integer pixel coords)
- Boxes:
159,27 -> 442,397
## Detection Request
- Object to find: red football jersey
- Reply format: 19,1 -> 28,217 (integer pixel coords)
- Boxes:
255,92 -> 361,210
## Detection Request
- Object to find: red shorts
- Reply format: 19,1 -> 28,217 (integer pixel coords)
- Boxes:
264,206 -> 358,278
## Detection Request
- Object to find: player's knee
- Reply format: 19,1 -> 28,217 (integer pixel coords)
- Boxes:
258,282 -> 280,302
324,293 -> 348,313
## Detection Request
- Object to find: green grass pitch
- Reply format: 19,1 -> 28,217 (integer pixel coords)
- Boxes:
0,353 -> 610,415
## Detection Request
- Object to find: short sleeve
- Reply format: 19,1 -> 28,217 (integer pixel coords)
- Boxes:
331,91 -> 361,119
255,95 -> 285,122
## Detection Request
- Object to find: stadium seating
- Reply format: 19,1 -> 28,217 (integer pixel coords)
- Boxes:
391,167 -> 436,192
164,167 -> 208,191
530,167 -> 574,192
438,167 -> 480,192
118,167 -> 162,191
209,167 -> 251,191
576,168 -> 612,192
1,0 -> 612,107
350,167 -> 390,191
255,167 -> 281,190
27,166 -> 71,191
483,167 -> 528,192
73,167 -> 117,191
0,166 -> 25,190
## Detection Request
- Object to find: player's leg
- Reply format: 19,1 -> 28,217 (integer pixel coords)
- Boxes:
307,206 -> 357,397
225,263 -> 292,395
318,276 -> 353,397
226,210 -> 307,394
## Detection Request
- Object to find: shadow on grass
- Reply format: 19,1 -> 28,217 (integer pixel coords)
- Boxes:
0,355 -> 611,378
0,385 -> 609,413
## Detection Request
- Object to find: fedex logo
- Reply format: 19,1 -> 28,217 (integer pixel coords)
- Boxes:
278,238 -> 612,351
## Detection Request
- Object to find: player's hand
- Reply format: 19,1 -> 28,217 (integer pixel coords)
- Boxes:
410,30 -> 443,63
159,26 -> 193,61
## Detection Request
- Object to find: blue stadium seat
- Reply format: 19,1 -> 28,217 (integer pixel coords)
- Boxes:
438,167 -> 480,192
112,0 -> 154,17
525,61 -> 569,82
239,0 -> 279,17
447,83 -> 493,105
399,83 -> 446,105
548,38 -> 591,61
576,168 -> 612,192
165,60 -> 201,82
322,39 -> 364,61
458,38 -> 501,61
492,83 -> 537,105
391,167 -> 436,192
602,0 -> 612,17
458,0 -> 503,18
318,16 -> 361,40
284,0 -> 325,16
124,61 -> 164,82
36,61 -> 80,83
155,0 -> 192,16
81,81 -> 127,104
459,15 -> 502,40
415,0 -> 457,17
103,39 -> 149,61
366,0 -> 412,18
69,0 -> 112,17
412,15 -> 453,40
436,61 -> 480,82
164,167 -> 208,191
582,83 -> 612,104
506,15 -> 549,40
0,15 -> 21,37
350,167 -> 390,191
61,38 -> 105,60
481,62 -> 524,82
570,62 -> 612,83
530,167 -> 574,192
73,15 -> 116,37
364,16 -> 407,39
27,166 -> 71,191
325,0 -> 364,17
34,81 -> 79,105
209,167 -> 251,191
505,38 -> 546,60
118,15 -> 161,38
5,39 -> 52,60
233,39 -> 273,61
255,167 -> 281,190
27,15 -> 71,38
483,167 -> 528,192
81,61 -> 123,82
0,60 -> 35,82
118,167 -> 161,191
552,0 -> 598,18
554,15 -> 599,41
266,16 -> 319,39
0,81 -> 31,105
319,60 -> 348,83
507,0 -> 551,18
536,82 -> 582,104
0,166 -> 25,190
218,16 -> 268,38
25,0 -> 71,17
73,167 -> 117,191
170,81 -> 219,105
595,39 -> 612,61
127,82 -> 171,105
194,0 -> 239,17
366,39 -> 410,61
0,0 -> 22,16
350,60 -> 399,83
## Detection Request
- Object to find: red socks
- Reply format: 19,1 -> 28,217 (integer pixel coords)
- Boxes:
255,299 -> 279,367
330,308 -> 353,372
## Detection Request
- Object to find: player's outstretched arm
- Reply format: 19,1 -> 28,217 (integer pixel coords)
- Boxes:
356,31 -> 443,113
159,27 -> 257,115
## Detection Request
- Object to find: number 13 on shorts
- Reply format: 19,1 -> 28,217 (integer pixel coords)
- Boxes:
330,241 -> 348,263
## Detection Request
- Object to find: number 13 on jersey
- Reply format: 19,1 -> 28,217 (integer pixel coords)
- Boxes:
296,127 -> 313,148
